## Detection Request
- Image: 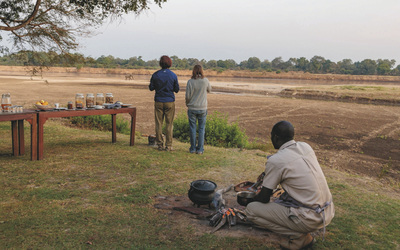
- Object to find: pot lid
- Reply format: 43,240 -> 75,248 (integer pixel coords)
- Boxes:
190,180 -> 217,192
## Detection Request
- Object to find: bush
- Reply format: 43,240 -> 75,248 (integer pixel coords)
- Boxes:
69,115 -> 130,134
173,111 -> 248,148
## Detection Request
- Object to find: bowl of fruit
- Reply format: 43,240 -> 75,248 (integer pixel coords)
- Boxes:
35,100 -> 52,111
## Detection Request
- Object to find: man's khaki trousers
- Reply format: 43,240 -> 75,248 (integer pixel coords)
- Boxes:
245,202 -> 312,238
154,101 -> 175,148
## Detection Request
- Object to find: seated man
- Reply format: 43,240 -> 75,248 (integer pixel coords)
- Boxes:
245,121 -> 335,250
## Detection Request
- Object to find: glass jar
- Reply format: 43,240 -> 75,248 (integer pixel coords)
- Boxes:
86,93 -> 95,108
105,93 -> 113,104
75,93 -> 84,109
11,105 -> 17,113
1,93 -> 11,112
67,101 -> 73,110
96,93 -> 105,105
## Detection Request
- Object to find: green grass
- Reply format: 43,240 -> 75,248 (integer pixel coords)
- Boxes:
0,121 -> 399,249
336,85 -> 386,91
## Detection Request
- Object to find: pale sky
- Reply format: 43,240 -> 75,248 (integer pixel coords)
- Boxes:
78,0 -> 400,64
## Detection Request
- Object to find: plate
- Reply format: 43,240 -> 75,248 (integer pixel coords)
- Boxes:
95,105 -> 104,110
55,107 -> 67,111
121,104 -> 132,107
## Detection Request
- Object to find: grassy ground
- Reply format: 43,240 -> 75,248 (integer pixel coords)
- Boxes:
0,121 -> 399,249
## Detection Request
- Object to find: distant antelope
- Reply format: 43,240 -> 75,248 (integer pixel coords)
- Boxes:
125,74 -> 134,80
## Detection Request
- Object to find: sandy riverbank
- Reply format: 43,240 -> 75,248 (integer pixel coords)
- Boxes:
2,65 -> 400,83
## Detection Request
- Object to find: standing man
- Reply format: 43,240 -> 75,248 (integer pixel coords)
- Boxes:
149,55 -> 179,151
245,121 -> 334,250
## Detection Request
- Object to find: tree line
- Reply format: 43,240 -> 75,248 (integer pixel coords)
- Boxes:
1,50 -> 400,76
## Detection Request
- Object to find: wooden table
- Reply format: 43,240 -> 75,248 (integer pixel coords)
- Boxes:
0,110 -> 37,160
37,107 -> 136,160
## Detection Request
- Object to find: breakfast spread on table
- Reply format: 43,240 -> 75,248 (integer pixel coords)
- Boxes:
1,92 -> 133,113
43,93 -> 131,111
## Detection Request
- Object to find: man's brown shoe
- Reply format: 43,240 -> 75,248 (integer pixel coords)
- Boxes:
280,233 -> 315,250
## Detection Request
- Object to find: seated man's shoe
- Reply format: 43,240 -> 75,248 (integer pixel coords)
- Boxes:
165,147 -> 173,152
158,145 -> 164,151
280,233 -> 315,250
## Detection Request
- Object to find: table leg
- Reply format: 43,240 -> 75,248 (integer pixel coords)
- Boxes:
37,114 -> 47,160
26,116 -> 37,161
11,121 -> 19,156
112,114 -> 116,143
130,109 -> 136,146
18,120 -> 25,155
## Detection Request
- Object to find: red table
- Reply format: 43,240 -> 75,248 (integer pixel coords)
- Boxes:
0,110 -> 37,160
37,107 -> 136,160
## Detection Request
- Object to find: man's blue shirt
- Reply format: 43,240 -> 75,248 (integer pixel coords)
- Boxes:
149,69 -> 179,102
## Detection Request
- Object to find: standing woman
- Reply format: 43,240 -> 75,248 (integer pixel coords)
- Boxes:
185,65 -> 211,154
149,55 -> 180,151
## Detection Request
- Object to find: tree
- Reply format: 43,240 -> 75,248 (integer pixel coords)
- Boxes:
295,57 -> 309,71
260,59 -> 272,70
206,60 -> 217,69
239,60 -> 248,69
247,57 -> 261,69
354,59 -> 377,75
376,59 -> 396,75
337,59 -> 354,74
224,59 -> 237,69
271,57 -> 285,70
187,58 -> 200,67
309,56 -> 326,73
0,0 -> 167,52
96,55 -> 116,68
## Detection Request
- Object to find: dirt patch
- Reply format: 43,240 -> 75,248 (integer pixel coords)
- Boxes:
153,194 -> 285,247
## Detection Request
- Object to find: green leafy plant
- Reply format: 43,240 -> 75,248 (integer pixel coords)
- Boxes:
69,115 -> 130,134
172,111 -> 248,148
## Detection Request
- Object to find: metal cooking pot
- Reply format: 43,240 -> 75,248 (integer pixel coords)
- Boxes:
236,191 -> 256,206
188,180 -> 217,206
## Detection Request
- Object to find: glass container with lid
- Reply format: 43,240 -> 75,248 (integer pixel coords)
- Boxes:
1,93 -> 11,112
75,93 -> 84,109
86,93 -> 95,108
105,93 -> 113,104
96,93 -> 105,106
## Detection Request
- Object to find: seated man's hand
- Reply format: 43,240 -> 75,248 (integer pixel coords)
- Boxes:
253,186 -> 273,204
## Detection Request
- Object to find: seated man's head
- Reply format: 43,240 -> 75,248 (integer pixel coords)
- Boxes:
271,120 -> 294,149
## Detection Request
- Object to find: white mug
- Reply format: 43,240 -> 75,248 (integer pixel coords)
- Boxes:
54,103 -> 59,109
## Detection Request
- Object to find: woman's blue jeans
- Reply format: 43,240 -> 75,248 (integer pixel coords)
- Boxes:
188,109 -> 207,153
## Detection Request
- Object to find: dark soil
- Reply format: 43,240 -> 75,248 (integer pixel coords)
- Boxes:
153,194 -> 286,248
201,92 -> 400,185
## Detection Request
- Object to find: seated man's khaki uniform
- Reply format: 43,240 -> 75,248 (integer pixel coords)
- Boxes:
245,140 -> 335,240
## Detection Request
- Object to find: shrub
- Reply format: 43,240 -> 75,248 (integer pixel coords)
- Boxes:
173,111 -> 248,148
171,112 -> 190,143
69,115 -> 130,134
